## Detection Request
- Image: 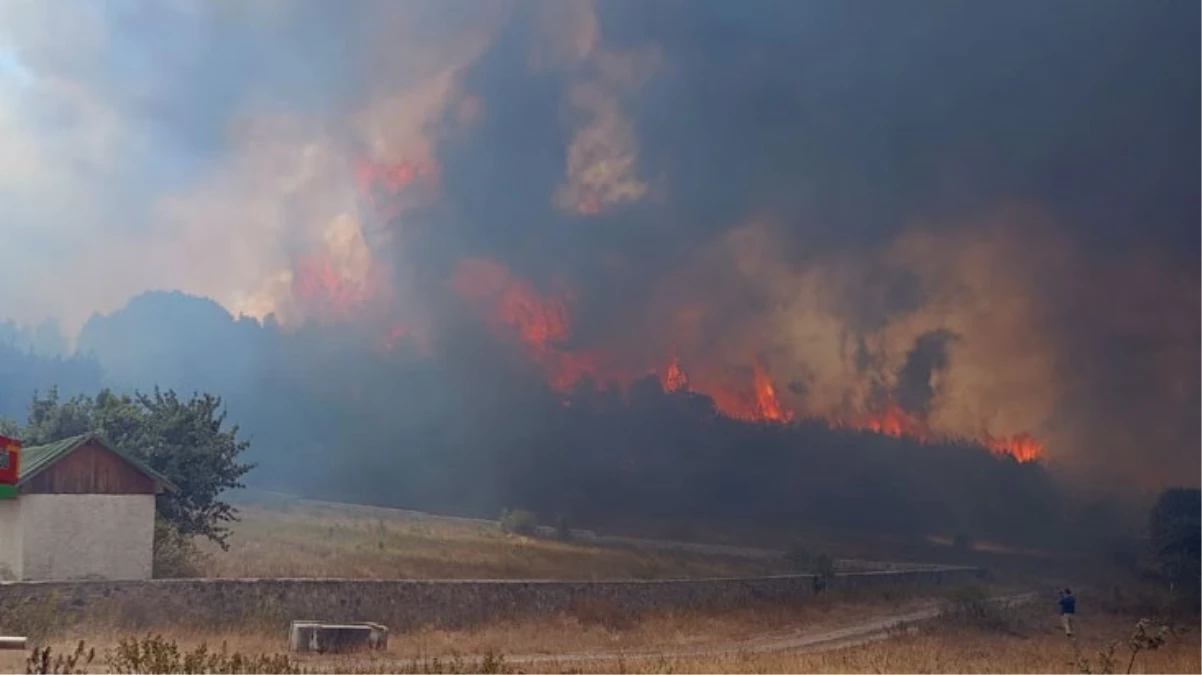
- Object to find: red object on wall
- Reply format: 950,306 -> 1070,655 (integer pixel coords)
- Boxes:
0,434 -> 20,485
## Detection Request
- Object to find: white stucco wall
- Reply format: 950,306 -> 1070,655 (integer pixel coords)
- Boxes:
18,494 -> 155,581
0,499 -> 21,580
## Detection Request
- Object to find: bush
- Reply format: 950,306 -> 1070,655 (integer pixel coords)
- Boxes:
7,596 -> 60,645
24,638 -> 520,675
107,635 -> 300,674
1149,488 -> 1201,600
152,520 -> 204,579
25,642 -> 94,675
1074,617 -> 1178,675
498,508 -> 538,536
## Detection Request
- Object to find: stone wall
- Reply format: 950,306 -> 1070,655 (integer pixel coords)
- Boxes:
0,567 -> 982,633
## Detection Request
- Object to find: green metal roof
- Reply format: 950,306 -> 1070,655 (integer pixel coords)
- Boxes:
18,433 -> 178,493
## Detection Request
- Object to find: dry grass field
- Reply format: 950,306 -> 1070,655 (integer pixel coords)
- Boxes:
195,496 -> 794,580
538,623 -> 1201,673
6,593 -> 1197,674
6,591 -> 917,666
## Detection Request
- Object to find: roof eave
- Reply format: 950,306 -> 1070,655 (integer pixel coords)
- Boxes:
15,434 -> 180,494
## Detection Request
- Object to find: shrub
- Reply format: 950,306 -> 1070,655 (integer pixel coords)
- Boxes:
498,508 -> 538,536
9,604 -> 58,646
24,638 -> 518,675
106,635 -> 300,674
152,520 -> 204,579
25,642 -> 94,675
1074,617 -> 1177,674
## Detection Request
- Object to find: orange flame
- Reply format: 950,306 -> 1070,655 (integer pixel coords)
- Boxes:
660,358 -> 689,393
982,432 -> 1044,463
841,400 -> 931,439
833,399 -> 1044,462
355,159 -> 437,225
751,361 -> 793,423
344,157 -> 1047,463
444,258 -> 1041,459
292,255 -> 375,320
653,358 -> 793,424
287,156 -> 438,349
451,258 -> 607,392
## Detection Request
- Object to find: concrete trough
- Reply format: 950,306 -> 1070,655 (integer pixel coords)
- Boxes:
288,621 -> 388,654
0,637 -> 27,651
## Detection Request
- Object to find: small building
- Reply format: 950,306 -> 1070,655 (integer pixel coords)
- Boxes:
0,433 -> 175,581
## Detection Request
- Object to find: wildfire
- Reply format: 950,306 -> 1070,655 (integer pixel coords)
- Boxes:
444,257 -> 1040,460
285,156 -> 436,344
355,158 -> 437,229
834,399 -> 1044,463
841,400 -> 931,439
660,358 -> 689,393
291,255 -> 376,320
451,257 -> 606,392
751,362 -> 793,423
355,160 -> 432,194
982,432 -> 1044,464
653,358 -> 793,424
333,154 -> 1049,465
451,258 -> 570,347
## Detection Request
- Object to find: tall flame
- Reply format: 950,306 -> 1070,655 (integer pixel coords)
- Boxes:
305,155 -> 1048,465
451,257 -> 608,392
446,255 -> 1041,460
659,358 -> 689,393
835,399 -> 1045,462
750,362 -> 793,423
291,255 -> 376,320
982,432 -> 1044,463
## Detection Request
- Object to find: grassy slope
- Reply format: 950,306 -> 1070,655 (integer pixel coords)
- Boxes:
198,495 -> 795,580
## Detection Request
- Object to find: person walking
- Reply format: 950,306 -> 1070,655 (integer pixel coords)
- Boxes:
1059,588 -> 1077,637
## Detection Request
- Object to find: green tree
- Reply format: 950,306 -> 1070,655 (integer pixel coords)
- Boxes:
7,386 -> 254,548
1148,487 -> 1201,596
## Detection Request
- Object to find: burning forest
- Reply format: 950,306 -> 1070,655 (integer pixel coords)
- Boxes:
2,0 -> 1198,543
240,0 -> 1197,498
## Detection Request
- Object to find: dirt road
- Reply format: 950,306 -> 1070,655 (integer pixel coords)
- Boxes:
306,592 -> 1035,670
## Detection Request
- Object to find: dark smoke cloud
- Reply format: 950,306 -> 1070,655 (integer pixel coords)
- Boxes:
390,0 -> 1198,487
1,0 -> 1197,492
896,330 -> 959,419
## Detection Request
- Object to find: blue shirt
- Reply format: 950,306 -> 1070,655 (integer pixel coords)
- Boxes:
1059,595 -> 1076,614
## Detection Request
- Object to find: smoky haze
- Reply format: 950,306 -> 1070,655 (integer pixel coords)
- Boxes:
0,0 -> 1197,523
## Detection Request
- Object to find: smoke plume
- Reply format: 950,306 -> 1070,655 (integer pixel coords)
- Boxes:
0,0 -> 1197,492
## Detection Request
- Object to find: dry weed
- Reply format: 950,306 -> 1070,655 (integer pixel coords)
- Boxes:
9,614 -> 1202,672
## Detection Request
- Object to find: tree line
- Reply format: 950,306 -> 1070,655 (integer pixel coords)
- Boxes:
0,296 -> 1197,596
2,333 -> 1202,590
